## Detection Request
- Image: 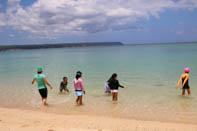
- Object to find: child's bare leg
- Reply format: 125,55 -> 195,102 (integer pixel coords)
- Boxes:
187,89 -> 191,96
42,98 -> 44,104
59,88 -> 62,93
106,91 -> 111,94
76,97 -> 79,104
42,98 -> 47,105
182,89 -> 185,96
79,96 -> 83,105
113,93 -> 117,101
112,93 -> 115,101
115,93 -> 118,101
66,88 -> 69,92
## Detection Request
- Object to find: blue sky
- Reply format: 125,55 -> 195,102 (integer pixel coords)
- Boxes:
0,0 -> 197,45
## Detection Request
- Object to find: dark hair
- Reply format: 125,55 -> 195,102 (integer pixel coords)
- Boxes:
37,71 -> 42,74
109,73 -> 117,81
63,77 -> 67,80
75,71 -> 82,80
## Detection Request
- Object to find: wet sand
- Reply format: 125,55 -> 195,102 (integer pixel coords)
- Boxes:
0,107 -> 197,131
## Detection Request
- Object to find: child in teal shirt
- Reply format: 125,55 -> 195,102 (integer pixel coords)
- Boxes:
32,67 -> 53,105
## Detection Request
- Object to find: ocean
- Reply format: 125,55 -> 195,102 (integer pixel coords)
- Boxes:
0,43 -> 197,124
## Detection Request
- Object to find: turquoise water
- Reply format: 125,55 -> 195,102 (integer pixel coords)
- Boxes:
0,43 -> 197,124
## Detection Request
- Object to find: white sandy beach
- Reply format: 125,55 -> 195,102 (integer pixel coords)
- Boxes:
0,107 -> 197,131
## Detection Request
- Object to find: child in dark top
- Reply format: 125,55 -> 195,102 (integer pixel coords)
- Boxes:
60,77 -> 69,93
108,73 -> 127,101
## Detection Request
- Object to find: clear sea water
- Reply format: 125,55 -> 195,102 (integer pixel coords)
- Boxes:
0,43 -> 197,124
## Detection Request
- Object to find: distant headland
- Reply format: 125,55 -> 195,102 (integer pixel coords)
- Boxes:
0,42 -> 123,51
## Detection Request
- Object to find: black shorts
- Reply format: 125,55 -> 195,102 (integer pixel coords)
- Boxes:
39,88 -> 48,98
183,85 -> 190,89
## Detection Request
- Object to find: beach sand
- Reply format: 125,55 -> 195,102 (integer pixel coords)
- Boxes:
0,107 -> 197,131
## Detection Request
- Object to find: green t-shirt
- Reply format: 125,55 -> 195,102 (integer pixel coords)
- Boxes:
34,74 -> 46,89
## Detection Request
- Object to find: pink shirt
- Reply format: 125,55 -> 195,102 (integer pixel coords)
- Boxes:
73,78 -> 85,91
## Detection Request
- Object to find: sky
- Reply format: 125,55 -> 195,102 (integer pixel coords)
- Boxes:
0,0 -> 197,45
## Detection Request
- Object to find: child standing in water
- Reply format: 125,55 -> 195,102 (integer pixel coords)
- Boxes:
108,73 -> 127,101
73,71 -> 85,105
32,67 -> 53,105
176,67 -> 191,96
59,77 -> 69,93
104,82 -> 111,94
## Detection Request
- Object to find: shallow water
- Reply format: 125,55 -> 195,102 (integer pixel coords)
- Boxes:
0,43 -> 197,124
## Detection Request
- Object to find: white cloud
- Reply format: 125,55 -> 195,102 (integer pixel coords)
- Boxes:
7,0 -> 21,13
192,28 -> 197,33
0,13 -> 6,27
9,34 -> 15,37
0,3 -> 6,27
8,0 -> 20,2
176,30 -> 184,35
1,0 -> 197,39
177,21 -> 184,25
176,0 -> 197,10
0,0 -> 21,28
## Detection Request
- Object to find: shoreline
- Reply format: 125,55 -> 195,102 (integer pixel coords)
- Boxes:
0,42 -> 123,51
0,107 -> 197,131
1,42 -> 197,52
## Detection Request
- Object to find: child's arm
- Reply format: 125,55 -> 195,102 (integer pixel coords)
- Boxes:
32,79 -> 35,85
117,80 -> 124,88
43,78 -> 53,89
80,80 -> 85,94
181,75 -> 189,89
176,76 -> 182,88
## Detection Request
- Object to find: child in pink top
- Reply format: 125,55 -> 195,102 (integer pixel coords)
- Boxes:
73,71 -> 85,105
